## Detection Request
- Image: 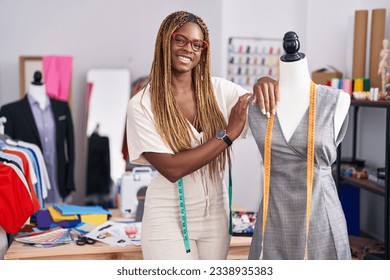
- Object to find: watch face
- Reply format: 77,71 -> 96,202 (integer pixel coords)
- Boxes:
216,129 -> 226,139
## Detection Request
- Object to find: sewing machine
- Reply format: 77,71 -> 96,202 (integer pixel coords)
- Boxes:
119,166 -> 154,219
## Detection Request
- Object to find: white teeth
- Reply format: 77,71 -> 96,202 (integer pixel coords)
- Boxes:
178,56 -> 191,63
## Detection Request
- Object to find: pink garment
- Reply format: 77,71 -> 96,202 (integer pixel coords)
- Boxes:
86,82 -> 94,111
42,56 -> 73,101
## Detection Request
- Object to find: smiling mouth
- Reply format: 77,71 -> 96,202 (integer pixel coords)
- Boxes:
178,55 -> 192,63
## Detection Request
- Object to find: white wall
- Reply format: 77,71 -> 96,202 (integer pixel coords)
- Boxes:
221,0 -> 390,239
221,0 -> 309,212
0,0 -> 223,205
305,0 -> 390,241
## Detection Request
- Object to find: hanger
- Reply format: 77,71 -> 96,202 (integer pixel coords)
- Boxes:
0,116 -> 17,145
0,116 -> 6,135
93,123 -> 100,134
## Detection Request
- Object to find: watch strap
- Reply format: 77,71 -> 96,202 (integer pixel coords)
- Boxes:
222,135 -> 233,147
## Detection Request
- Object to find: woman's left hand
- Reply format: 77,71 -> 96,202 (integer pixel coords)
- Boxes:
252,76 -> 279,118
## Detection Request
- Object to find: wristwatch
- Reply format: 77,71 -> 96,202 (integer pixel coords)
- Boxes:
216,129 -> 233,147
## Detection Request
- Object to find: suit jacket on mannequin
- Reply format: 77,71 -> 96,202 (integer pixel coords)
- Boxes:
0,95 -> 75,199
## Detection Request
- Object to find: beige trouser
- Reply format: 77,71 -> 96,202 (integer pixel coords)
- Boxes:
141,174 -> 230,260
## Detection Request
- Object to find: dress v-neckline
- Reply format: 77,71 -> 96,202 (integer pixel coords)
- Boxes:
275,81 -> 316,146
275,107 -> 309,146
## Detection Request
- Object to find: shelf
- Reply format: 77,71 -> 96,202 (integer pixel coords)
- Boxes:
340,176 -> 385,196
351,100 -> 390,108
228,63 -> 278,67
228,52 -> 281,57
336,99 -> 390,259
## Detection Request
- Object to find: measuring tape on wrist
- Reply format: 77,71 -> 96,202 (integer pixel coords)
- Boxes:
261,81 -> 316,260
177,164 -> 233,253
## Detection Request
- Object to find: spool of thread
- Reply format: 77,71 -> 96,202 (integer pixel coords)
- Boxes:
338,79 -> 344,89
374,88 -> 379,101
343,79 -> 352,96
354,78 -> 363,92
363,78 -> 370,91
331,78 -> 340,89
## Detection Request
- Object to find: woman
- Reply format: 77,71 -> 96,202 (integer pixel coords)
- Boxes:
126,11 -> 276,260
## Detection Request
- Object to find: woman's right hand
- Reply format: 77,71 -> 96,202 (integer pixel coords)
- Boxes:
226,92 -> 252,140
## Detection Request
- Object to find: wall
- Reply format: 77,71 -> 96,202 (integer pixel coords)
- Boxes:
305,0 -> 390,240
221,0 -> 308,211
0,0 -> 223,205
221,0 -> 390,239
0,0 -> 389,240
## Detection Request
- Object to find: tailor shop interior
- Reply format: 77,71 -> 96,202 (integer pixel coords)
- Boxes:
1,1 -> 390,261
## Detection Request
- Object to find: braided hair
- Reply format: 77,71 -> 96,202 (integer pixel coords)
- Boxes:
144,11 -> 229,179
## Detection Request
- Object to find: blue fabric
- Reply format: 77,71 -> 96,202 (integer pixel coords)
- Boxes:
54,204 -> 111,215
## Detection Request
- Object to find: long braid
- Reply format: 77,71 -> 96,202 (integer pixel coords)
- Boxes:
146,11 -> 229,179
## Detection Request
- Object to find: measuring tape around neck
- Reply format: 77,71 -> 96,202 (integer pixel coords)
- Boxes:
177,164 -> 233,253
261,81 -> 316,260
177,178 -> 191,253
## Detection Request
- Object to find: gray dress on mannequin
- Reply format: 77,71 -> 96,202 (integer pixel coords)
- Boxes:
248,85 -> 352,260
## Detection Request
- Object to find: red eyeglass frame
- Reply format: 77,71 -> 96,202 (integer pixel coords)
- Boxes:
171,32 -> 208,52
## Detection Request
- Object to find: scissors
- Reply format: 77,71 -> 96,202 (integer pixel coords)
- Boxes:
70,229 -> 96,246
76,236 -> 96,246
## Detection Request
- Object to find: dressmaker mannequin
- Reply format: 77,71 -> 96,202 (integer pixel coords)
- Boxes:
0,71 -> 76,204
28,71 -> 47,110
277,31 -> 350,142
247,31 -> 352,260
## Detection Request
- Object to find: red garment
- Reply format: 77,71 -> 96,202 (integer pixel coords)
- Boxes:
0,164 -> 34,234
3,149 -> 40,212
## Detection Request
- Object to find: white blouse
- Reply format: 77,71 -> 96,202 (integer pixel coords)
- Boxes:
126,77 -> 249,165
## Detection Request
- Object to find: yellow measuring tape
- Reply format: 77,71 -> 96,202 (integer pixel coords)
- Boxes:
262,81 -> 316,260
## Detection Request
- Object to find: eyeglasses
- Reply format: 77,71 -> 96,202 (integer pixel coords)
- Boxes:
171,33 -> 208,52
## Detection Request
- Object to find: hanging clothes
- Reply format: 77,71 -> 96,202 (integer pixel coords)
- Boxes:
0,94 -> 75,202
42,55 -> 73,102
0,135 -> 49,259
0,138 -> 51,208
1,147 -> 40,212
86,132 -> 111,207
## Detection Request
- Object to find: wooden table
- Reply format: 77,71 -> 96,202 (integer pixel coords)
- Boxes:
4,209 -> 252,260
